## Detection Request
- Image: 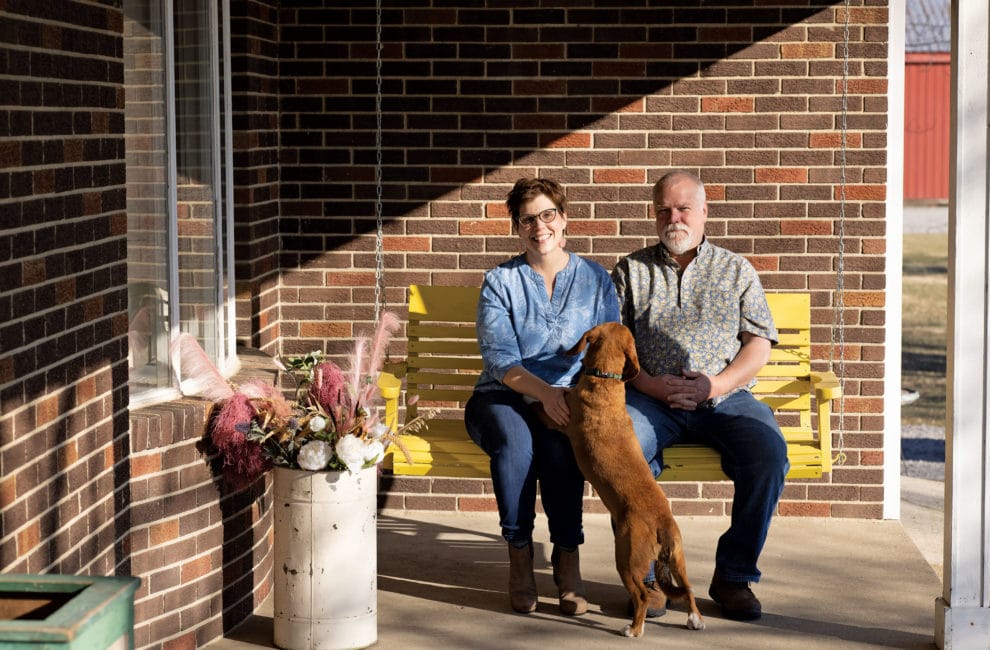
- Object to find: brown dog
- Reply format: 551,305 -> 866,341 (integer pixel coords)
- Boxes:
545,322 -> 704,636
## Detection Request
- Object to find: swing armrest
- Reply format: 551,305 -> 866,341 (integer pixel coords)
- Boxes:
809,371 -> 841,474
377,371 -> 402,432
810,371 -> 842,402
382,360 -> 408,379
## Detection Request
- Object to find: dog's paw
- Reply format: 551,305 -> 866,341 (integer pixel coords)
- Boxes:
686,613 -> 705,630
621,623 -> 644,638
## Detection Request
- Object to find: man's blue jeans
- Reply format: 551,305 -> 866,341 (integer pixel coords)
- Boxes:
465,389 -> 585,548
625,387 -> 789,583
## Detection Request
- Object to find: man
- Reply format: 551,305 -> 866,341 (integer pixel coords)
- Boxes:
611,170 -> 788,621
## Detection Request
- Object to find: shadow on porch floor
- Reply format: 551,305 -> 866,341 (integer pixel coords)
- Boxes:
209,509 -> 940,649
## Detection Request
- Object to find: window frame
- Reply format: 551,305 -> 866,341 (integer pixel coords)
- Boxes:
127,0 -> 236,409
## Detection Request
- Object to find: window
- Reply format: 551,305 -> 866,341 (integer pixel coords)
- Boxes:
124,0 -> 235,406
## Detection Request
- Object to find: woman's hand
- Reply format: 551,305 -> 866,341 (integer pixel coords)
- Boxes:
501,366 -> 570,427
540,385 -> 571,427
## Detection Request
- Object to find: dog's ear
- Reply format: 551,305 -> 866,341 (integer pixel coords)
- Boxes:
622,356 -> 640,382
622,331 -> 640,381
565,330 -> 593,356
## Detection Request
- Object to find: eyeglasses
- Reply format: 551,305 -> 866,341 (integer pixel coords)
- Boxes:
517,208 -> 558,228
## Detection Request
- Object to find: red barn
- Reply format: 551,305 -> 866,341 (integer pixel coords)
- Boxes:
905,0 -> 950,202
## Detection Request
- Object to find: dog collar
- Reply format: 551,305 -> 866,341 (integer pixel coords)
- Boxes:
583,367 -> 624,380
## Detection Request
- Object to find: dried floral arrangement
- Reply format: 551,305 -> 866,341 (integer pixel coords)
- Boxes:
170,312 -> 422,485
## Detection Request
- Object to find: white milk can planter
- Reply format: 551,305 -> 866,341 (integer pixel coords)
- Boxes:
273,465 -> 378,650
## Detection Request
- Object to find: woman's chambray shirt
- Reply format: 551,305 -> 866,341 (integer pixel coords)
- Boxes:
474,252 -> 621,393
612,239 -> 777,405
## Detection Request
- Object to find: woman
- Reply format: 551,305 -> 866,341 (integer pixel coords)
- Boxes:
465,177 -> 620,615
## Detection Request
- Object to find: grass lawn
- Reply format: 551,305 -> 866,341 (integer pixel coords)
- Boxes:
901,233 -> 947,426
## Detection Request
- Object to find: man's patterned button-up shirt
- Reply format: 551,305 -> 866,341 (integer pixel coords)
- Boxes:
612,239 -> 777,405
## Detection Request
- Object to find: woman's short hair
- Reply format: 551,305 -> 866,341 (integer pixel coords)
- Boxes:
505,177 -> 567,226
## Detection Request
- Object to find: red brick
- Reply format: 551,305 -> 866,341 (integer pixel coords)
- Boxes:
837,6 -> 888,24
17,521 -> 40,556
862,239 -> 885,255
859,451 -> 884,466
844,291 -> 884,307
384,236 -> 431,252
701,97 -> 754,113
326,271 -> 375,287
748,256 -> 779,272
779,501 -> 831,517
756,168 -> 808,184
132,454 -> 162,477
181,555 -> 212,582
35,395 -> 58,426
542,132 -> 591,149
568,220 -> 617,236
594,169 -> 646,184
705,184 -> 726,201
461,220 -> 509,236
163,632 -> 197,650
0,476 -> 14,508
150,519 -> 180,546
781,220 -> 832,236
810,132 -> 862,149
840,78 -> 888,95
458,496 -> 497,512
781,42 -> 832,59
299,322 -> 350,337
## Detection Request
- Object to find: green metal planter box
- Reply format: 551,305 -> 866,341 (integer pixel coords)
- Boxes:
0,574 -> 140,649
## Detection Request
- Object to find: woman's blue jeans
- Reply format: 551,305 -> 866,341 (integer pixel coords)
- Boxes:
625,387 -> 789,583
465,389 -> 585,548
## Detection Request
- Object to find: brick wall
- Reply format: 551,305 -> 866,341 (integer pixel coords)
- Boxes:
280,1 -> 890,519
0,3 -> 281,648
0,1 -> 892,648
0,0 -> 129,582
232,0 -> 282,353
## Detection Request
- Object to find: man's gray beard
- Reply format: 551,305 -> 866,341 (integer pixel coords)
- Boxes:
662,233 -> 695,256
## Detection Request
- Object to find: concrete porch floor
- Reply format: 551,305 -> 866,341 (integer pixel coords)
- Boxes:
209,504 -> 942,649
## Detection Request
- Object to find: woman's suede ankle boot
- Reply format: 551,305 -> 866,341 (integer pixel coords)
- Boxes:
507,542 -> 538,613
551,545 -> 588,616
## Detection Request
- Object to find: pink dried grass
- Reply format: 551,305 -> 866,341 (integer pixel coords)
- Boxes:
210,392 -> 271,485
310,361 -> 347,412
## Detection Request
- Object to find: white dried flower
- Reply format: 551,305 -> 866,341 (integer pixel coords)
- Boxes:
363,440 -> 385,465
368,422 -> 389,440
309,415 -> 327,433
335,435 -> 367,471
297,440 -> 332,471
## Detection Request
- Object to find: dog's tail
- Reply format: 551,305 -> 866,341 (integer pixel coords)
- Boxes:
655,530 -> 694,600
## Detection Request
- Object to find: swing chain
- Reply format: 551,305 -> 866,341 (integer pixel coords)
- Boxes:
829,0 -> 850,467
373,0 -> 386,324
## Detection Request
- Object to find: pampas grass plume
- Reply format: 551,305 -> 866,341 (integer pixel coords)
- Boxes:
366,310 -> 400,376
310,361 -> 347,413
170,332 -> 235,402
